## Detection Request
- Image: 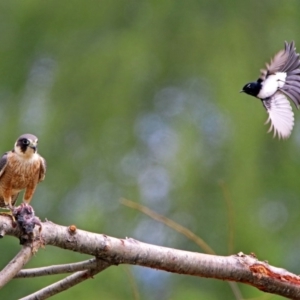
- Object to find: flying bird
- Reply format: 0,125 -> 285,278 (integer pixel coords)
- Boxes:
0,134 -> 46,210
241,41 -> 300,139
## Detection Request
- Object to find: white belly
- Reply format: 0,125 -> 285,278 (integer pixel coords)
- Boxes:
257,72 -> 286,99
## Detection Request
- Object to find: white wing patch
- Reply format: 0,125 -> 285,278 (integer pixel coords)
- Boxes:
264,92 -> 294,139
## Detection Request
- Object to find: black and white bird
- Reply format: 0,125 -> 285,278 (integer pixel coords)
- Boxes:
241,41 -> 300,139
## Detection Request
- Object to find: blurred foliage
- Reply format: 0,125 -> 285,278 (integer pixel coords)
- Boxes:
0,0 -> 300,299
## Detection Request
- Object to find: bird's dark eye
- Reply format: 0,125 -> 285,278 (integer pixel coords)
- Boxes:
22,139 -> 30,145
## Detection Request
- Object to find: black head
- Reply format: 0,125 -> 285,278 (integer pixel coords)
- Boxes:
15,134 -> 38,154
240,82 -> 262,97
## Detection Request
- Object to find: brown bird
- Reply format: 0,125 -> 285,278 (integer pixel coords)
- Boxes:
0,134 -> 46,210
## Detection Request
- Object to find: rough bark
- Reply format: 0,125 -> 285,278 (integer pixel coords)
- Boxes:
0,215 -> 300,299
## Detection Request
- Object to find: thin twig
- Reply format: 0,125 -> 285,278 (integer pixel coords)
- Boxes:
120,198 -> 215,254
15,258 -> 97,278
218,182 -> 242,300
123,266 -> 140,300
0,243 -> 38,288
219,180 -> 235,254
19,259 -> 110,300
121,198 -> 243,300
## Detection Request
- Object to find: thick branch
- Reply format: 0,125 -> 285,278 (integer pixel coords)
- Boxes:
2,215 -> 300,299
0,244 -> 35,288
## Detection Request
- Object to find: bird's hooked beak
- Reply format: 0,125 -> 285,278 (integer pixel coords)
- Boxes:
240,90 -> 245,93
29,140 -> 38,151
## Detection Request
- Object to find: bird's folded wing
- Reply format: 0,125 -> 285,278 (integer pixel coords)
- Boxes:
38,157 -> 46,182
263,92 -> 294,139
0,153 -> 8,178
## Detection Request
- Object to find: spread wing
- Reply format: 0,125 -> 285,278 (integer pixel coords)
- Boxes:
38,156 -> 46,182
259,41 -> 298,81
263,92 -> 294,139
280,43 -> 300,108
0,152 -> 8,178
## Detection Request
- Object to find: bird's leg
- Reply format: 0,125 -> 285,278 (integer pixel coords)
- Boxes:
23,186 -> 35,205
7,200 -> 14,211
1,196 -> 17,224
2,187 -> 14,211
3,196 -> 14,211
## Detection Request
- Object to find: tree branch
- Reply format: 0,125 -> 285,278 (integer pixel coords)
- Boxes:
1,215 -> 300,299
15,258 -> 98,278
0,244 -> 37,288
19,259 -> 109,300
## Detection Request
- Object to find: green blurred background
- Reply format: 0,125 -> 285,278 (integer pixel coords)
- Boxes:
0,0 -> 300,299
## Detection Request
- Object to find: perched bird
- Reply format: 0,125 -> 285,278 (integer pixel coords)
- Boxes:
0,134 -> 46,210
241,41 -> 300,139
